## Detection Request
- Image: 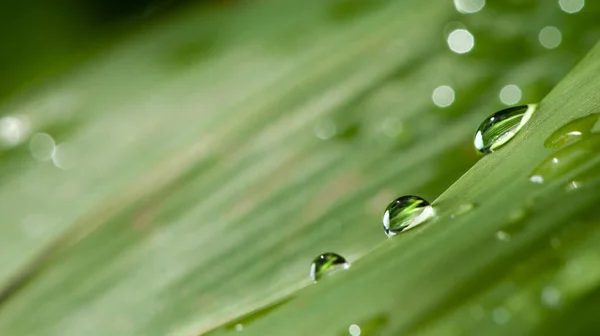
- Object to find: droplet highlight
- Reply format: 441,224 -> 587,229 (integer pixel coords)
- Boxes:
310,252 -> 349,281
544,113 -> 600,149
382,195 -> 435,236
474,104 -> 538,154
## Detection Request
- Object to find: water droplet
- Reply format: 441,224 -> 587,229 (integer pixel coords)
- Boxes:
447,29 -> 475,54
559,0 -> 585,14
450,202 -> 476,219
310,252 -> 349,281
541,286 -> 562,308
492,307 -> 511,325
432,85 -> 455,108
382,195 -> 435,236
544,113 -> 600,149
200,297 -> 293,335
339,314 -> 388,336
454,0 -> 485,14
499,85 -> 522,106
474,104 -> 538,154
539,26 -> 562,49
563,160 -> 600,191
348,324 -> 361,336
314,118 -> 337,140
530,133 -> 600,184
508,208 -> 527,224
29,133 -> 56,161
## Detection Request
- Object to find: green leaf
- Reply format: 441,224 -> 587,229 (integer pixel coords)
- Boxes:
0,0 -> 599,335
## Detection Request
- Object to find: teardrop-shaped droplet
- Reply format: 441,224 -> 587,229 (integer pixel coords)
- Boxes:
474,103 -> 538,154
309,252 -> 349,281
544,113 -> 600,149
382,195 -> 434,236
530,133 -> 600,184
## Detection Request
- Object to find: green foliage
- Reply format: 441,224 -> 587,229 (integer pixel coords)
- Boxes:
0,0 -> 599,335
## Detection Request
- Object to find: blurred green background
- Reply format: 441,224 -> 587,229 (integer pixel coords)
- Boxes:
1,0 -> 600,335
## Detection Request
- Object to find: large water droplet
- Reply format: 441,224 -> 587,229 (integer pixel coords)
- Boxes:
544,113 -> 600,149
530,133 -> 600,184
310,252 -> 349,281
382,195 -> 435,236
474,104 -> 538,154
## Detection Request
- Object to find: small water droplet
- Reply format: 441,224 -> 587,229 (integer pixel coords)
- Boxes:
314,118 -> 337,140
562,160 -> 600,191
544,113 -> 600,149
339,314 -> 388,336
201,297 -> 293,335
564,180 -> 580,192
530,133 -> 600,183
348,324 -> 361,336
310,252 -> 349,281
508,208 -> 527,224
492,307 -> 511,325
450,202 -> 476,219
382,195 -> 435,236
541,286 -> 562,308
474,104 -> 538,154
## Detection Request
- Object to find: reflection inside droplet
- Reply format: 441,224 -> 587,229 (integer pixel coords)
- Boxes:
499,85 -> 522,105
559,0 -> 585,14
0,115 -> 30,147
348,324 -> 361,336
454,0 -> 485,14
235,324 -> 243,332
29,133 -> 56,161
432,85 -> 455,108
539,26 -> 562,49
447,29 -> 475,54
